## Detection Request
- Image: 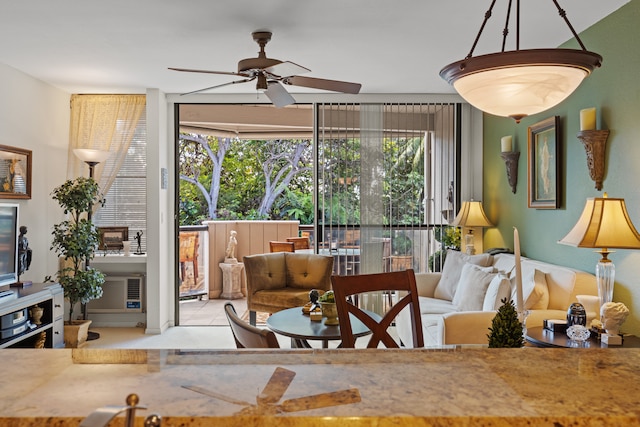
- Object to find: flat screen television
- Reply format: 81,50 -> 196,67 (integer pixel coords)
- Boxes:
0,203 -> 18,290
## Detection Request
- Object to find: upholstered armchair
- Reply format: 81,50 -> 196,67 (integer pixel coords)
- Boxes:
243,252 -> 334,325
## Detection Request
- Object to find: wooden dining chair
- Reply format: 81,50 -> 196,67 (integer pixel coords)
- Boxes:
331,269 -> 424,348
286,236 -> 310,250
224,302 -> 280,349
269,241 -> 295,253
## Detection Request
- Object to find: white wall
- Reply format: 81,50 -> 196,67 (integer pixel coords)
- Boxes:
0,63 -> 70,283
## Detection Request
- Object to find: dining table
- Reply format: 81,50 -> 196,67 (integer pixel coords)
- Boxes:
266,306 -> 378,348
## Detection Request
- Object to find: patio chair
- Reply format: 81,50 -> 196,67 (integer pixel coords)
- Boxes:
269,241 -> 295,252
224,302 -> 280,348
179,231 -> 199,285
331,269 -> 424,348
286,236 -> 310,250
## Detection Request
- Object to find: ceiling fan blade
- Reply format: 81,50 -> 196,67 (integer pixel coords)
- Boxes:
279,388 -> 361,412
180,77 -> 256,96
264,81 -> 296,107
256,367 -> 296,405
284,75 -> 362,94
168,67 -> 245,77
181,385 -> 252,407
264,61 -> 311,78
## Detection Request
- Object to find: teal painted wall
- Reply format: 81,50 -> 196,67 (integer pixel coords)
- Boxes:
482,0 -> 640,335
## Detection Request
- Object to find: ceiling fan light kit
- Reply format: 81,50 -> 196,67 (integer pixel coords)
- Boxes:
170,30 -> 361,107
440,0 -> 602,122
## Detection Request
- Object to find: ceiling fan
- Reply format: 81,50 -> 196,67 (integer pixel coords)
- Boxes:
182,366 -> 361,415
169,31 -> 362,107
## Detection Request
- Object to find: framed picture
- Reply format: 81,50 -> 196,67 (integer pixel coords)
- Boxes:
0,145 -> 32,199
98,226 -> 129,251
528,116 -> 560,209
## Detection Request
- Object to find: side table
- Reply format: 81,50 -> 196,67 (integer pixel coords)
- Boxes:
525,326 -> 640,348
219,261 -> 244,299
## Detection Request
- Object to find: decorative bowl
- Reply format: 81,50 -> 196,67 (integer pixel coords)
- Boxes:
566,324 -> 590,342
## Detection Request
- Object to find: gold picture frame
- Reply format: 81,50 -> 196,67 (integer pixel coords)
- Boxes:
528,116 -> 560,209
98,226 -> 129,251
0,145 -> 32,199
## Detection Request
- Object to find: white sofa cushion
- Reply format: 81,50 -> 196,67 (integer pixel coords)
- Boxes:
510,268 -> 549,310
418,296 -> 457,314
434,250 -> 493,300
452,263 -> 496,311
483,273 -> 511,311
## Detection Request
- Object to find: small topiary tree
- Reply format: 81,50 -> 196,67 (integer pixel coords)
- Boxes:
487,298 -> 524,348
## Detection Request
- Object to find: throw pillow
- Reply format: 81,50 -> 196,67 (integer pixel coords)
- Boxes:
452,263 -> 497,311
483,273 -> 512,311
510,268 -> 549,310
434,250 -> 493,301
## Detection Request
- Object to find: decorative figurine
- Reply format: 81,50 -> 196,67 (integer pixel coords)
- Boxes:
134,231 -> 144,254
17,225 -> 32,286
225,230 -> 238,262
309,289 -> 320,312
601,302 -> 629,336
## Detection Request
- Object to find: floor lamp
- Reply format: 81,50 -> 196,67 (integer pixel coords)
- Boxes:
559,194 -> 640,313
73,148 -> 110,338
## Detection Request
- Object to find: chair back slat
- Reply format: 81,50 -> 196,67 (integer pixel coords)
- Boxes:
224,302 -> 280,349
269,241 -> 296,253
286,236 -> 310,250
332,269 -> 423,348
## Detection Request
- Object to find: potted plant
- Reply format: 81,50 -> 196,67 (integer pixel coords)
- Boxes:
50,177 -> 105,347
318,290 -> 339,326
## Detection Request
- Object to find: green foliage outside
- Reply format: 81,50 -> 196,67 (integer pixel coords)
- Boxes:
428,226 -> 461,272
487,298 -> 525,348
178,133 -> 433,242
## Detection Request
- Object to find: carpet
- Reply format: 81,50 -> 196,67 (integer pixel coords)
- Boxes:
241,310 -> 270,325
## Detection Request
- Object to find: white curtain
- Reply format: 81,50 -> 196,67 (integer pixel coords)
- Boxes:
67,94 -> 146,204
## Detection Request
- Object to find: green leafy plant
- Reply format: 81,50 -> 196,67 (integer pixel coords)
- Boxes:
50,177 -> 106,323
318,290 -> 335,303
428,226 -> 461,272
487,298 -> 524,348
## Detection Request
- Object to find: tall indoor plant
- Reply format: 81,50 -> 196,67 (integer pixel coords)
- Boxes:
50,177 -> 105,346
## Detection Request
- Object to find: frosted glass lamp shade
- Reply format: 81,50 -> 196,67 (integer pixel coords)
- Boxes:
441,49 -> 601,122
73,148 -> 110,165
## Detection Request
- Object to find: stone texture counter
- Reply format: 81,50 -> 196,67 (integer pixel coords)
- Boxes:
1,347 -> 640,426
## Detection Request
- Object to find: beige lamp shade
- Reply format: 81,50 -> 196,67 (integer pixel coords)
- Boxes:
559,197 -> 640,250
73,148 -> 111,164
451,200 -> 494,228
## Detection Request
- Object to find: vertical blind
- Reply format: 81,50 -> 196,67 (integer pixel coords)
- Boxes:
93,112 -> 148,252
316,103 -> 459,275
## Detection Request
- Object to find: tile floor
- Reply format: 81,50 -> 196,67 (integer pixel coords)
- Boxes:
83,296 -> 398,350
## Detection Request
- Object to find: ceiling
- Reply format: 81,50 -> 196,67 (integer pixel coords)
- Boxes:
0,1 -> 628,97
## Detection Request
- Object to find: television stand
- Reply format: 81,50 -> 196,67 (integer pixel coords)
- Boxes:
0,283 -> 64,348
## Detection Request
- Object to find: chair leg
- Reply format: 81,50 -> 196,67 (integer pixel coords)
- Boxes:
249,310 -> 257,326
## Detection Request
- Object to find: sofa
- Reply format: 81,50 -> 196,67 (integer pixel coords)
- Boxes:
396,250 -> 598,347
243,252 -> 334,325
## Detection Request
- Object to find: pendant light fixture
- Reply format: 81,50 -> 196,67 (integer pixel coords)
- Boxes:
440,0 -> 602,123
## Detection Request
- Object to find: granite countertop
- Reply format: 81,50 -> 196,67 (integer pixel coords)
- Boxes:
1,347 -> 640,426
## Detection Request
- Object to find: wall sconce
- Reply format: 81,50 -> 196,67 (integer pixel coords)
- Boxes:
576,107 -> 609,191
499,136 -> 519,194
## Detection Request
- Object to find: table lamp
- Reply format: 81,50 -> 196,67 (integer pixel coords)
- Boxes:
451,200 -> 493,255
558,194 -> 640,311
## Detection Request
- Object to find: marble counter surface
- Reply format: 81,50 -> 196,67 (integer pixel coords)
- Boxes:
1,347 -> 640,426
